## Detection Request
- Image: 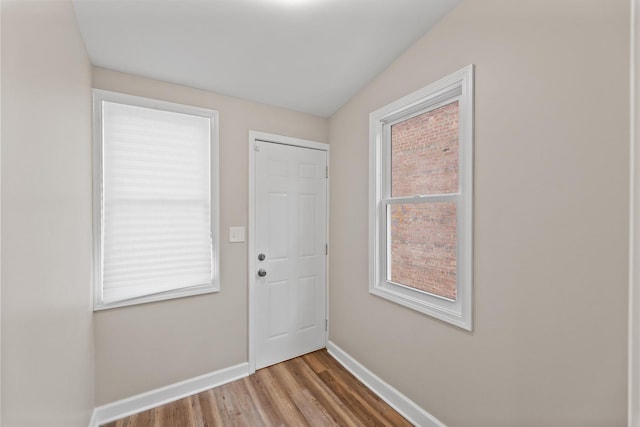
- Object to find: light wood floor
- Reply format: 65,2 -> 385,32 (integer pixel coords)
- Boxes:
102,349 -> 412,427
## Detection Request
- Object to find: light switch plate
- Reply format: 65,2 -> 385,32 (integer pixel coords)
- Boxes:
229,226 -> 245,243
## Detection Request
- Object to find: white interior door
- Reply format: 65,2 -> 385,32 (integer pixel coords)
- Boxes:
254,140 -> 327,370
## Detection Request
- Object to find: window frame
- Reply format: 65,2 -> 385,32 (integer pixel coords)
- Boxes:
368,65 -> 474,330
92,89 -> 220,311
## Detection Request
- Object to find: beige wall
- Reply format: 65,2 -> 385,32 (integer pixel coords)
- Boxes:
92,68 -> 329,404
329,1 -> 630,426
1,1 -> 95,425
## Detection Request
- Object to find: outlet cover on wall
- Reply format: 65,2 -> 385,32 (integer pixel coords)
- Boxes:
229,226 -> 245,243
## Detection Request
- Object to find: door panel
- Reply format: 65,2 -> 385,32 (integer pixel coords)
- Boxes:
268,193 -> 289,260
255,141 -> 327,369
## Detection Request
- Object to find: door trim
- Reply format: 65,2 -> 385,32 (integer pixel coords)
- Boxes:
248,131 -> 329,374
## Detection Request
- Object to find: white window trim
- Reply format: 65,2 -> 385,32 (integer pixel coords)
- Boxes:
369,65 -> 474,330
92,89 -> 220,310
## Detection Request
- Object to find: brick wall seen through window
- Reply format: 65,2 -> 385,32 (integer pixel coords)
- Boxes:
389,101 -> 459,300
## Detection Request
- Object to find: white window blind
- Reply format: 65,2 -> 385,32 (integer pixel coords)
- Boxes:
94,91 -> 219,309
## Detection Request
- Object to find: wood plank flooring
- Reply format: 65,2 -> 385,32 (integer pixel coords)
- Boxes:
102,349 -> 412,427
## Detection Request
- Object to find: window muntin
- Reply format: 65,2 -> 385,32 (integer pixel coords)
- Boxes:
93,90 -> 219,310
369,65 -> 473,330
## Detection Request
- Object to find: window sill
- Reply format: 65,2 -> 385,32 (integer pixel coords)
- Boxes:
370,282 -> 471,331
93,283 -> 219,311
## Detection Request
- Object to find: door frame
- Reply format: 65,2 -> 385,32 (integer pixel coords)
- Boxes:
248,131 -> 330,374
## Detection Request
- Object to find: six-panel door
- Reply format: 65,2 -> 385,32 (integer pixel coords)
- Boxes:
254,141 -> 327,369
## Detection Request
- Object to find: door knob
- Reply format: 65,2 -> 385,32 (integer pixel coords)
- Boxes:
257,268 -> 267,277
258,253 -> 266,261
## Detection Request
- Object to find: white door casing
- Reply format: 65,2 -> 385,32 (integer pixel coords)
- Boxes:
249,132 -> 328,372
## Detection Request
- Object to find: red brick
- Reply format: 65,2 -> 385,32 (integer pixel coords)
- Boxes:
389,102 -> 459,300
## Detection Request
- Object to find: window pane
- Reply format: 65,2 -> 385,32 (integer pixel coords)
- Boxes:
391,101 -> 459,197
389,202 -> 457,300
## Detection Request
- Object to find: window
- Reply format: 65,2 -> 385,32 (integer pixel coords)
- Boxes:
369,65 -> 473,330
93,90 -> 219,310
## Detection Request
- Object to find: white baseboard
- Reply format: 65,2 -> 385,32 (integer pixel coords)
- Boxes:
327,341 -> 445,427
89,362 -> 250,427
87,408 -> 97,427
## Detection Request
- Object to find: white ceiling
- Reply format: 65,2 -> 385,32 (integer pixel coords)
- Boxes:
72,0 -> 461,117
